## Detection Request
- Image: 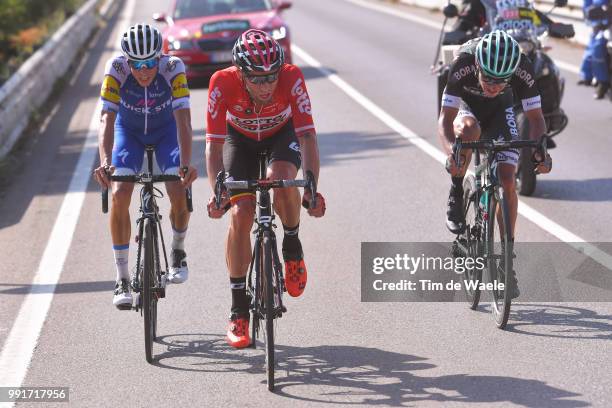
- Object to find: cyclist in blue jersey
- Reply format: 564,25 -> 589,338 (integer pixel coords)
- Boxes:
92,24 -> 197,309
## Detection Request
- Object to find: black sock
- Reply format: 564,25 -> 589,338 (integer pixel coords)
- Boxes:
451,177 -> 464,191
283,223 -> 299,237
230,277 -> 249,316
282,223 -> 302,258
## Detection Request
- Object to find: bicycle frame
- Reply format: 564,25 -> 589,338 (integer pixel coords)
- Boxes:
247,153 -> 286,331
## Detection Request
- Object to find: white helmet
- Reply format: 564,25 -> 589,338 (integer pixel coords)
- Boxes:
120,23 -> 162,61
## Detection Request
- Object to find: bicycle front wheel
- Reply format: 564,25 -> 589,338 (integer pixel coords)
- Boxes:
262,232 -> 275,391
458,175 -> 484,309
142,218 -> 157,363
486,185 -> 513,329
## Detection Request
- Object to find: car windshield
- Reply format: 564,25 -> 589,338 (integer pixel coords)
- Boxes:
174,0 -> 272,19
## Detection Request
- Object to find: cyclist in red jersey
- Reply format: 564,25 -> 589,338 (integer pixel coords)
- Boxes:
205,29 -> 326,349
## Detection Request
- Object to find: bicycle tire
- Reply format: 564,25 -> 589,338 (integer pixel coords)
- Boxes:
250,239 -> 262,349
486,185 -> 513,329
143,218 -> 157,363
460,175 -> 483,309
263,231 -> 275,391
516,111 -> 536,196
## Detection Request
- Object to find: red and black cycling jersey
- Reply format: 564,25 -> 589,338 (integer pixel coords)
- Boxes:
441,39 -> 542,112
206,64 -> 315,143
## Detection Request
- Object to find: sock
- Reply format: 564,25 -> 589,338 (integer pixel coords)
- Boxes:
282,223 -> 302,257
113,244 -> 130,282
230,277 -> 249,316
451,176 -> 464,191
171,226 -> 187,251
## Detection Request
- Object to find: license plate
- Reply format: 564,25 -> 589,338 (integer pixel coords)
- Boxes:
210,51 -> 233,63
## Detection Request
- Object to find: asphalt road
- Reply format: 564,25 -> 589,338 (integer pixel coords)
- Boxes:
0,0 -> 611,406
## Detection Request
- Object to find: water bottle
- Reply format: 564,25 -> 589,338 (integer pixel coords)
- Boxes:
480,190 -> 489,219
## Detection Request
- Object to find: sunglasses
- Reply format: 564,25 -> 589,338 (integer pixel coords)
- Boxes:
129,58 -> 159,70
478,69 -> 510,86
244,71 -> 279,84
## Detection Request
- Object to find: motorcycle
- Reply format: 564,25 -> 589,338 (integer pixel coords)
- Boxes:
433,0 -> 575,195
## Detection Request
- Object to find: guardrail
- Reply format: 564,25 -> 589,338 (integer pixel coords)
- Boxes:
0,0 -> 102,160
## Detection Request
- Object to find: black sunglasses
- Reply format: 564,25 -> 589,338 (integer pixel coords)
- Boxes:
477,67 -> 510,85
243,71 -> 279,84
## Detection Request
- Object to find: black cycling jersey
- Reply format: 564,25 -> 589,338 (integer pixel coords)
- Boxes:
441,38 -> 542,113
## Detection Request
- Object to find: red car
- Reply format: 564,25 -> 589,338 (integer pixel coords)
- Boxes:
153,0 -> 293,80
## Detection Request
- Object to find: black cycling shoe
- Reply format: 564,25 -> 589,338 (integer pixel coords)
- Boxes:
446,186 -> 466,234
498,248 -> 519,299
594,82 -> 610,100
498,265 -> 520,299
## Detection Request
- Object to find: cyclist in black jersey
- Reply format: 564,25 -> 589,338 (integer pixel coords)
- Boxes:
438,30 -> 552,239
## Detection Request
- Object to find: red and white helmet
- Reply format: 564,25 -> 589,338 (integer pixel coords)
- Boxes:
232,29 -> 284,73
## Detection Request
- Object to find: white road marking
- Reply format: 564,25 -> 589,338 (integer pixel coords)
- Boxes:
343,0 -> 582,75
292,44 -> 612,271
344,0 -> 442,30
0,0 -> 135,404
554,60 -> 580,75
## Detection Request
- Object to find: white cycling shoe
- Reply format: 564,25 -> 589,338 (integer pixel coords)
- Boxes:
113,279 -> 133,310
168,249 -> 189,284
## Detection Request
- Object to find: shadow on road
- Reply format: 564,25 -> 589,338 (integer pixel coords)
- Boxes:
317,130 -> 411,169
535,178 -> 612,201
152,334 -> 588,406
506,304 -> 612,340
0,280 -> 115,295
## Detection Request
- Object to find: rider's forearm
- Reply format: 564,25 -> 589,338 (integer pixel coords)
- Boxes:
98,110 -> 116,166
528,114 -> 547,142
438,115 -> 456,156
174,108 -> 193,166
206,141 -> 224,191
298,131 -> 320,184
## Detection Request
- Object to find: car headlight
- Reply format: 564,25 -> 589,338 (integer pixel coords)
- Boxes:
519,40 -> 535,54
269,26 -> 287,40
168,39 -> 194,51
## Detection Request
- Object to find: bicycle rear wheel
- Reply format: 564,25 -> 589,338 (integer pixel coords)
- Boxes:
459,175 -> 483,309
262,232 -> 275,391
486,185 -> 513,329
143,218 -> 157,363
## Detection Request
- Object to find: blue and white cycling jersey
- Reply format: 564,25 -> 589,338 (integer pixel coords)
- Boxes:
101,54 -> 190,133
100,55 -> 191,174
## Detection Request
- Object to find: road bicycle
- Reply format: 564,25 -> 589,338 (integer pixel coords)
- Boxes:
451,137 -> 546,329
102,145 -> 192,362
215,152 -> 316,391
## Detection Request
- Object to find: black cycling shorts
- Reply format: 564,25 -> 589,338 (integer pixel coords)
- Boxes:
456,92 -> 520,167
223,119 -> 302,202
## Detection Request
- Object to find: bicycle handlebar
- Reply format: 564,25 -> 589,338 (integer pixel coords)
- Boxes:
452,137 -> 548,175
213,170 -> 318,210
101,173 -> 192,214
223,179 -> 309,190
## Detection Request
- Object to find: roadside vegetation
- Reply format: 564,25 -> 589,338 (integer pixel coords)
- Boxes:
0,0 -> 86,85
